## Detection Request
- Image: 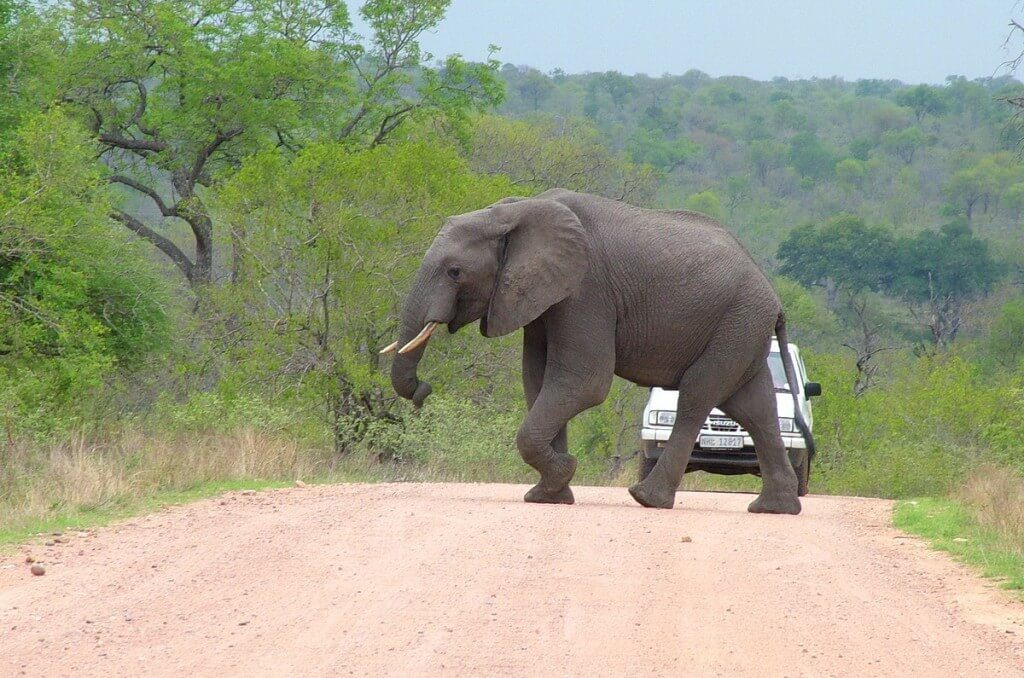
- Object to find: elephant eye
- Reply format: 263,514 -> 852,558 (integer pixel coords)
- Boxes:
447,266 -> 461,280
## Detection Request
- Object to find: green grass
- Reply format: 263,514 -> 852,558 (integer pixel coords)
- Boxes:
0,478 -> 295,549
894,498 -> 1024,591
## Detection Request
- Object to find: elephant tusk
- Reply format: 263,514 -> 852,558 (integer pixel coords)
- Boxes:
378,340 -> 399,355
398,322 -> 439,354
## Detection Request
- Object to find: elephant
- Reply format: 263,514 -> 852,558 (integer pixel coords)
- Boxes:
383,189 -> 810,514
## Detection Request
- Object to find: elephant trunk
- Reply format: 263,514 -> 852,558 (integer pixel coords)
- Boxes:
389,271 -> 454,408
390,327 -> 433,408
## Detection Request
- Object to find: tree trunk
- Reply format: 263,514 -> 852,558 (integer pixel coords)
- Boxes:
172,169 -> 214,286
824,278 -> 839,313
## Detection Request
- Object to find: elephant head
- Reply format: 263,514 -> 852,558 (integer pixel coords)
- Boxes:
384,197 -> 589,407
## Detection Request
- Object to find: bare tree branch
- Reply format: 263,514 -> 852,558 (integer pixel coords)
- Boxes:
190,127 -> 242,183
98,133 -> 167,153
108,175 -> 178,217
111,209 -> 194,280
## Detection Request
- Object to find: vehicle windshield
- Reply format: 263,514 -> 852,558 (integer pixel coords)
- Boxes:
768,352 -> 790,392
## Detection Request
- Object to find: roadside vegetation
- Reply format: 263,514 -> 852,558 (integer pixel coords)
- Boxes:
896,489 -> 1024,590
1,0 -> 1022,582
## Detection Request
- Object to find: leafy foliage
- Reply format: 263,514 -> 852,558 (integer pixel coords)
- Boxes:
810,351 -> 1024,496
895,84 -> 949,121
212,137 -> 516,451
779,215 -> 1003,345
53,0 -> 502,285
779,215 -> 897,297
468,115 -> 658,202
988,296 -> 1024,368
0,112 -> 170,425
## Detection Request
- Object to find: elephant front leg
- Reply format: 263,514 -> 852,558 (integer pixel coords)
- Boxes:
516,314 -> 614,505
517,372 -> 612,505
516,413 -> 578,505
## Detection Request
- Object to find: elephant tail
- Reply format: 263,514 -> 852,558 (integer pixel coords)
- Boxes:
775,312 -> 816,459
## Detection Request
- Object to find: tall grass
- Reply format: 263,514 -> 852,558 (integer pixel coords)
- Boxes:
0,392 -> 624,537
0,429 -> 334,533
958,465 -> 1024,561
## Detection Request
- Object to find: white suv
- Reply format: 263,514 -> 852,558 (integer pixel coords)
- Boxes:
639,340 -> 820,495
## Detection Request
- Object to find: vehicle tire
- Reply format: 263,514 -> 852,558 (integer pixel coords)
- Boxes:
793,452 -> 810,497
639,455 -> 657,482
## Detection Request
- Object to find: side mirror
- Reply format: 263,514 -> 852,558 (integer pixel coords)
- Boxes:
804,382 -> 822,397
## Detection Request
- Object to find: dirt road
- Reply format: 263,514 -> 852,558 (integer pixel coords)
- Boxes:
1,484 -> 1022,677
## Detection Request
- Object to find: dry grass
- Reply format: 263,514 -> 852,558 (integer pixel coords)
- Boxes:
957,465 -> 1024,559
0,429 -> 344,534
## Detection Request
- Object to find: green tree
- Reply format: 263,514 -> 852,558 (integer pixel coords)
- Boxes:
469,115 -> 657,202
772,98 -> 808,131
626,127 -> 700,172
56,0 -> 501,287
944,164 -> 990,223
895,84 -> 948,122
1003,182 -> 1024,220
854,79 -> 895,97
723,175 -> 751,216
788,132 -> 834,180
988,296 -> 1024,367
516,69 -> 555,110
777,216 -> 902,394
214,139 -> 514,451
683,190 -> 724,220
881,126 -> 928,164
639,101 -> 681,135
891,222 -> 1004,346
0,1 -> 58,133
589,70 -> 637,111
771,276 -> 842,348
943,153 -> 1021,223
1,111 -> 169,423
747,139 -> 786,185
777,215 -> 897,310
835,158 -> 867,191
848,138 -> 875,162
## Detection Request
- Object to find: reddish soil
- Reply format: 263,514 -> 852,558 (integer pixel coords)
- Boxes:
2,483 -> 1022,676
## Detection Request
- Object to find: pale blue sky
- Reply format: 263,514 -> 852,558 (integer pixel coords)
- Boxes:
377,1 -> 1024,84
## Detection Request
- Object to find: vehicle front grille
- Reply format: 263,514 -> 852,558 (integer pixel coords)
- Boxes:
705,416 -> 742,433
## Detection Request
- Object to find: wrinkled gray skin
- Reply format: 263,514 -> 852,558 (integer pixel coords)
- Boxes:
391,189 -> 802,514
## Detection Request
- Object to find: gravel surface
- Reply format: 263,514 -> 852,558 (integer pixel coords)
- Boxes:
1,483 -> 1022,677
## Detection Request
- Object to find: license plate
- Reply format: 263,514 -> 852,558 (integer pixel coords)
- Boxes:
699,435 -> 743,450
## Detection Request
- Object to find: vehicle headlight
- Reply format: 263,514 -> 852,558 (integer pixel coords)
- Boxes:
778,417 -> 795,433
648,410 -> 676,426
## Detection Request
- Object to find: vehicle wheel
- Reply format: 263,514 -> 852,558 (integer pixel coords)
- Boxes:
793,452 -> 810,497
639,455 -> 657,482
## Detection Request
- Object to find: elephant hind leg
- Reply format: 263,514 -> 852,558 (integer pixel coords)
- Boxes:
719,363 -> 800,515
629,374 -> 734,509
628,404 -> 708,509
629,319 -> 769,509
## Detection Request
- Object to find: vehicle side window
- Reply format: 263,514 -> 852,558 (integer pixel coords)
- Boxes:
797,356 -> 809,396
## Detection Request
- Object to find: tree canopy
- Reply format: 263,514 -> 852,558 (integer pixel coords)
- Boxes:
54,0 -> 502,286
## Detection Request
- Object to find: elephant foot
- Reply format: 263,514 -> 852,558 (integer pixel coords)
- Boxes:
747,492 -> 801,515
524,484 -> 575,505
628,480 -> 676,509
524,453 -> 577,505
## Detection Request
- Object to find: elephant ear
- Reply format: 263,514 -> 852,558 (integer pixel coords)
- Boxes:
484,198 -> 589,337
